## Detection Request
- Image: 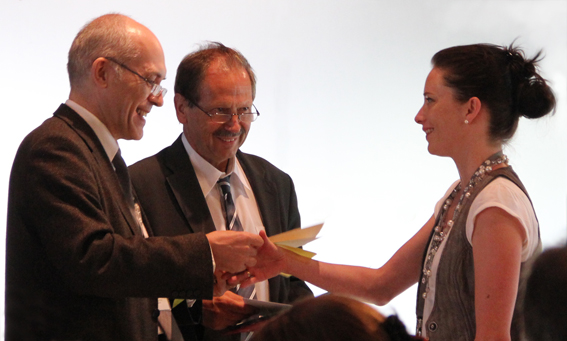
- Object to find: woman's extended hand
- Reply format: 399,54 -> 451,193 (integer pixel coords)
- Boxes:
225,230 -> 287,288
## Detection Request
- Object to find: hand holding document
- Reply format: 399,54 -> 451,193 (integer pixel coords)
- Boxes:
268,222 -> 323,258
224,223 -> 323,293
252,223 -> 324,280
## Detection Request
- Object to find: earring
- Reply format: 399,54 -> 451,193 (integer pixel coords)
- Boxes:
464,120 -> 469,124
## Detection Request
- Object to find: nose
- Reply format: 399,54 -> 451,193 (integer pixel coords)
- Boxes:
149,92 -> 164,107
223,114 -> 243,131
415,106 -> 424,125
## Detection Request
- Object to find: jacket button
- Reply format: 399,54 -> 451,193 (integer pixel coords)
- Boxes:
428,322 -> 438,332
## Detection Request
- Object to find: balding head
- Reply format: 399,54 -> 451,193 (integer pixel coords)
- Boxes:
67,14 -> 157,88
66,13 -> 166,141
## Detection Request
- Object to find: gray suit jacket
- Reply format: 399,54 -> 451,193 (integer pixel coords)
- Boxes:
129,135 -> 313,340
5,105 -> 215,341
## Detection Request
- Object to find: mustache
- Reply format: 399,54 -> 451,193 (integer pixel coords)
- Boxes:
214,128 -> 245,138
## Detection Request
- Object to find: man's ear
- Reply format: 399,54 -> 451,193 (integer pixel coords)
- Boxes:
464,96 -> 482,124
91,57 -> 112,89
174,93 -> 188,124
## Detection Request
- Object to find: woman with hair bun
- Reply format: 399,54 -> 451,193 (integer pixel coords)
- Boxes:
234,43 -> 556,341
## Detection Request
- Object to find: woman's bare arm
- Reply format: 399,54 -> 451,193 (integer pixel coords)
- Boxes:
472,207 -> 525,341
243,215 -> 436,305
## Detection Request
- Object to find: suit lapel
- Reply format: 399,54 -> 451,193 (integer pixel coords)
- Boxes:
237,151 -> 286,301
163,136 -> 216,234
236,151 -> 281,237
54,105 -> 141,236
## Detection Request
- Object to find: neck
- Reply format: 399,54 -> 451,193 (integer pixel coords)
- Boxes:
70,90 -> 102,121
453,145 -> 503,184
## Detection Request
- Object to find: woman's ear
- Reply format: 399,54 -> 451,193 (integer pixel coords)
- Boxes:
464,96 -> 482,124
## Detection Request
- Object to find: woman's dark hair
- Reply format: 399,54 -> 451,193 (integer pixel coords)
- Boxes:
251,295 -> 421,341
432,43 -> 556,142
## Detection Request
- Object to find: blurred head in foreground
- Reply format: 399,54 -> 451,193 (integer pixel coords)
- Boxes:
251,294 -> 421,341
524,246 -> 567,341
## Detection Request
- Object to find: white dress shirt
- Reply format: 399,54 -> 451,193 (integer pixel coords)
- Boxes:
181,134 -> 270,301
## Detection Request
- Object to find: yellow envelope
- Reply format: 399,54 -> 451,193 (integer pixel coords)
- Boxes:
269,223 -> 323,277
268,223 -> 323,248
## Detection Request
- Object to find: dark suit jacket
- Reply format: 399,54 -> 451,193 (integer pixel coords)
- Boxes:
129,135 -> 313,340
5,105 -> 215,341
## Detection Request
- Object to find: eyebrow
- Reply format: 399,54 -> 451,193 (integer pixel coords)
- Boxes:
141,67 -> 166,81
149,72 -> 166,81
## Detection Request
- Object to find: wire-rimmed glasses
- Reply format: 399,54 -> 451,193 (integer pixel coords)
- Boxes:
104,56 -> 167,98
189,100 -> 260,123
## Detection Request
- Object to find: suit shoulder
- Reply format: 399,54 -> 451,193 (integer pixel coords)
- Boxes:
14,114 -> 94,168
22,115 -> 76,144
130,153 -> 161,181
238,151 -> 289,177
130,153 -> 160,173
129,145 -> 173,186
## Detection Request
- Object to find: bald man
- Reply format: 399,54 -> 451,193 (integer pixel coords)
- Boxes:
5,14 -> 262,341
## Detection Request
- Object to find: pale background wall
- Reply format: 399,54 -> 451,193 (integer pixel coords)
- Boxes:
2,0 -> 566,335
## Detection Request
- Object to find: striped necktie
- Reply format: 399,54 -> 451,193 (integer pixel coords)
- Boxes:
217,175 -> 243,232
218,175 -> 257,340
217,176 -> 256,299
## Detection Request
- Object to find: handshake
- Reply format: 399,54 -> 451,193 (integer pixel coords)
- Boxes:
199,225 -> 320,331
206,230 -> 286,297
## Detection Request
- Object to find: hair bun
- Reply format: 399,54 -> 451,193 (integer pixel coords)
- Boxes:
505,46 -> 556,120
516,75 -> 556,120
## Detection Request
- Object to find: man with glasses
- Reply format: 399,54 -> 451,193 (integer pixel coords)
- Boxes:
5,15 -> 263,341
129,42 -> 313,341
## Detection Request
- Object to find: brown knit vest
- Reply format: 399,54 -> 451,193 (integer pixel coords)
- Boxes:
416,167 -> 541,340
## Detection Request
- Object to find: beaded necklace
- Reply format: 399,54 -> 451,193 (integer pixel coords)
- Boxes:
420,152 -> 509,299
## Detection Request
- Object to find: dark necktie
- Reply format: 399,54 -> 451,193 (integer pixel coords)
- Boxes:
217,176 -> 256,303
112,149 -> 135,209
113,151 -> 177,338
112,149 -> 147,238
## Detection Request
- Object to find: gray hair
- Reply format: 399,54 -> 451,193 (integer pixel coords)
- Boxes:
67,14 -> 140,87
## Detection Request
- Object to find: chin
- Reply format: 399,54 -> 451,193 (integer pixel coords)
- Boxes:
131,125 -> 145,140
123,129 -> 144,141
427,144 -> 435,154
427,145 -> 443,157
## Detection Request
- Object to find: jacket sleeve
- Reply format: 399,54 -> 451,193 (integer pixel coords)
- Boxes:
16,126 -> 213,300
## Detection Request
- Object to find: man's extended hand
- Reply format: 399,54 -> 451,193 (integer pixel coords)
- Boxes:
202,291 -> 258,330
227,231 -> 287,288
207,231 -> 264,273
213,270 -> 231,297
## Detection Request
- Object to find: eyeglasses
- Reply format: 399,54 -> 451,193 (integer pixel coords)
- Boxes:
189,100 -> 260,123
104,57 -> 167,98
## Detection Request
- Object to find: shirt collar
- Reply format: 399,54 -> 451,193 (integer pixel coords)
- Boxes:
181,133 -> 251,196
66,99 -> 119,161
